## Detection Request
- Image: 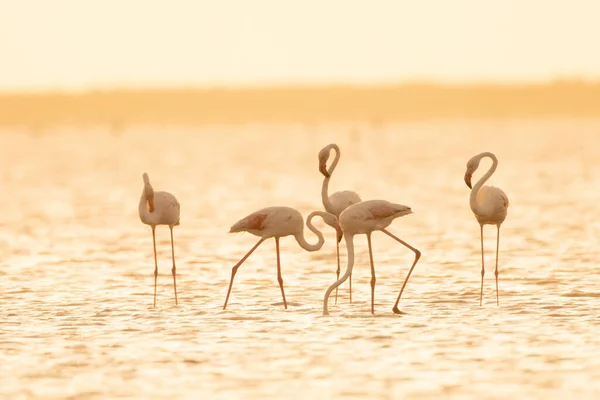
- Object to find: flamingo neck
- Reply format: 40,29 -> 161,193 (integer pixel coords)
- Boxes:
470,152 -> 498,215
323,233 -> 354,315
294,212 -> 326,252
321,144 -> 340,213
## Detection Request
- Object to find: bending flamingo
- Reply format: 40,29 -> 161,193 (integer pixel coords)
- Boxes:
464,152 -> 509,306
139,172 -> 181,307
224,206 -> 342,310
318,143 -> 362,304
323,200 -> 421,316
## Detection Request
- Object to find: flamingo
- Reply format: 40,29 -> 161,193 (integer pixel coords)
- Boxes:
318,143 -> 362,304
224,206 -> 342,310
138,172 -> 181,307
322,200 -> 421,316
464,152 -> 509,306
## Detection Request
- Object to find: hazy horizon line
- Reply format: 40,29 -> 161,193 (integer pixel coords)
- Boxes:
2,77 -> 600,95
2,79 -> 600,127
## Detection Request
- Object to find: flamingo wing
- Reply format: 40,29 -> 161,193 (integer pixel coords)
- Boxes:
501,192 -> 509,208
230,212 -> 268,233
369,202 -> 411,220
152,191 -> 180,225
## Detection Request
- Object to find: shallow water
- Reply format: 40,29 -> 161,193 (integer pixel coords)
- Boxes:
1,119 -> 600,399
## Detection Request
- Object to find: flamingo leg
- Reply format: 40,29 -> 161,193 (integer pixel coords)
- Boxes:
349,268 -> 353,304
170,226 -> 178,306
367,233 -> 376,314
334,238 -> 340,304
495,225 -> 501,306
152,226 -> 158,308
479,224 -> 485,306
223,238 -> 265,310
348,231 -> 352,303
380,229 -> 421,314
275,237 -> 288,309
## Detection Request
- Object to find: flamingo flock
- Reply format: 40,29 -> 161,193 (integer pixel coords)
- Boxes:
140,146 -> 509,315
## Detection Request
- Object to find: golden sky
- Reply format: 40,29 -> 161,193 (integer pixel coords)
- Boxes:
1,0 -> 599,91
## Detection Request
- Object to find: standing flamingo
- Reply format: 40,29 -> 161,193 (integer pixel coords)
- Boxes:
138,172 -> 180,307
322,200 -> 421,316
464,152 -> 509,306
224,206 -> 342,310
318,143 -> 362,304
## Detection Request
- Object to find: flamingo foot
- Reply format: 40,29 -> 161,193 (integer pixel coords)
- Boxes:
392,306 -> 407,315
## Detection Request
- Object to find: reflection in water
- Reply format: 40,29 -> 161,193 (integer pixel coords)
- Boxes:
1,119 -> 600,399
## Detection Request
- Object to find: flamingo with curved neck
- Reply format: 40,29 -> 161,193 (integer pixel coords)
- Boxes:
323,200 -> 421,316
318,143 -> 361,304
224,206 -> 342,310
464,152 -> 510,306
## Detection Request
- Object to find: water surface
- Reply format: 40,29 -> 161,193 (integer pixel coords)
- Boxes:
1,119 -> 600,399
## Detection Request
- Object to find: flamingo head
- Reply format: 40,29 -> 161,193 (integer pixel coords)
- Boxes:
464,156 -> 481,189
320,212 -> 343,242
318,147 -> 331,178
142,172 -> 155,212
336,222 -> 343,243
464,170 -> 473,189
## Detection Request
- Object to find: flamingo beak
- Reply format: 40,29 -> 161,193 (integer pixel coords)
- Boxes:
145,184 -> 155,212
147,198 -> 155,213
335,222 -> 343,243
464,172 -> 472,189
319,159 -> 330,178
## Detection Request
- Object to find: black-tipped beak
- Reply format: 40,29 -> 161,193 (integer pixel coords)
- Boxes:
319,161 -> 330,178
464,173 -> 472,189
147,198 -> 155,213
336,225 -> 343,243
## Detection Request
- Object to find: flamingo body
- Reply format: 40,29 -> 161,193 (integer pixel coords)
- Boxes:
139,190 -> 180,227
471,186 -> 509,225
339,200 -> 412,234
230,206 -> 307,239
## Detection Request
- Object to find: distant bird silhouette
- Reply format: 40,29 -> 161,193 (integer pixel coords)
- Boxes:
464,152 -> 509,306
318,143 -> 362,304
138,173 -> 180,307
224,206 -> 342,310
323,200 -> 421,316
